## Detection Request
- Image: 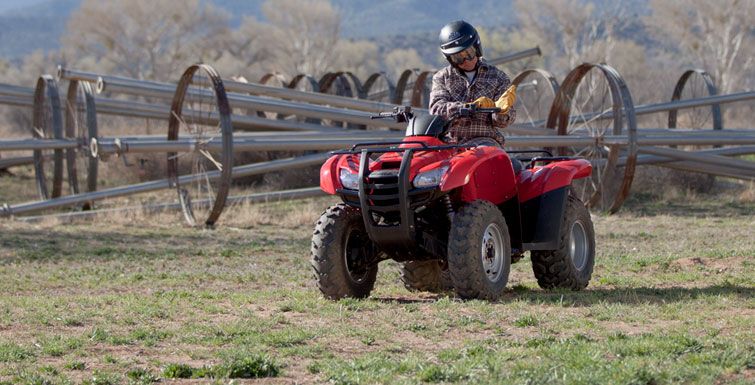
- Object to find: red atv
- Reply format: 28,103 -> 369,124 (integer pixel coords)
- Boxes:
311,106 -> 595,300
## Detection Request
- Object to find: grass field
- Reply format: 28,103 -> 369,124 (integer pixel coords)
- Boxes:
0,185 -> 753,384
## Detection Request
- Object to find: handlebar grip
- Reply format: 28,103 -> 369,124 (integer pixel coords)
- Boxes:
371,112 -> 395,119
460,105 -> 501,113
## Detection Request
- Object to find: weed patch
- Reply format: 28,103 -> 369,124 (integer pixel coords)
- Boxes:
162,354 -> 280,379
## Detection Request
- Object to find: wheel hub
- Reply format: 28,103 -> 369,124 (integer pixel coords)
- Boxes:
481,223 -> 504,282
344,228 -> 372,283
569,220 -> 589,270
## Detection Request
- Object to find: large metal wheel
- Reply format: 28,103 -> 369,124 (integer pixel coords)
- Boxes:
410,71 -> 434,108
32,75 -> 65,200
319,72 -> 357,128
289,74 -> 320,93
167,64 -> 234,227
393,69 -> 418,106
666,69 -> 723,191
547,63 -> 637,213
287,74 -> 323,124
64,80 -> 98,208
257,73 -> 288,120
511,68 -> 560,128
363,72 -> 396,104
669,69 -> 722,131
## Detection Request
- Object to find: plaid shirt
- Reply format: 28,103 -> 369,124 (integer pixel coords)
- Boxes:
429,59 -> 516,144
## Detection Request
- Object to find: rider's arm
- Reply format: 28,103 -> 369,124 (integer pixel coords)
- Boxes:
429,71 -> 465,119
492,76 -> 516,129
494,105 -> 516,128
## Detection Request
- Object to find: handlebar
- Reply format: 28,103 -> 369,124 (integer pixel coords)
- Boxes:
369,104 -> 501,130
370,111 -> 396,119
370,106 -> 413,123
458,104 -> 501,117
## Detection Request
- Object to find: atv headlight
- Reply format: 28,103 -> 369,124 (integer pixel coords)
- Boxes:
339,168 -> 359,190
413,166 -> 449,188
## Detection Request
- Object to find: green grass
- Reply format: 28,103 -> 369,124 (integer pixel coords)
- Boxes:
162,354 -> 280,379
0,194 -> 752,384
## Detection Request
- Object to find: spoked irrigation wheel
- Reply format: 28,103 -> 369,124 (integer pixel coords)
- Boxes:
511,68 -> 559,128
547,63 -> 637,213
410,71 -> 434,108
64,80 -> 98,208
668,69 -> 722,132
363,72 -> 396,105
319,72 -> 359,128
167,64 -> 234,227
666,69 -> 723,192
32,75 -> 65,200
393,69 -> 419,106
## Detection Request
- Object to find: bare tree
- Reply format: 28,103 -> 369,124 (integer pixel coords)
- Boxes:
261,0 -> 341,77
62,0 -> 230,81
478,26 -> 545,75
645,0 -> 754,94
513,0 -> 634,75
216,16 -> 276,79
0,50 -> 63,136
335,40 -> 381,79
383,48 -> 431,79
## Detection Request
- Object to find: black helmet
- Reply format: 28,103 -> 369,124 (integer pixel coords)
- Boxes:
439,20 -> 482,58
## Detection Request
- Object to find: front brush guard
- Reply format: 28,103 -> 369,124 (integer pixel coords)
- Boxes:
333,142 -> 465,255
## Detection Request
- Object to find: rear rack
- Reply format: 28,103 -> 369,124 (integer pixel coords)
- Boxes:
507,150 -> 584,168
506,149 -> 554,161
529,156 -> 584,164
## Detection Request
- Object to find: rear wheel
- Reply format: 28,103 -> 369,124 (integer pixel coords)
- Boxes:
399,260 -> 452,293
311,204 -> 378,299
531,194 -> 595,290
447,200 -> 511,300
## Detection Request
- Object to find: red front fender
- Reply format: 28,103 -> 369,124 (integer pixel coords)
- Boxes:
319,155 -> 341,194
440,146 -> 517,204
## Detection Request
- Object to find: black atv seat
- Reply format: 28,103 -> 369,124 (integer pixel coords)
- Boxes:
511,157 -> 523,174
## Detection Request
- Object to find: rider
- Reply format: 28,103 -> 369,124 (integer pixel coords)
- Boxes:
429,20 -> 517,146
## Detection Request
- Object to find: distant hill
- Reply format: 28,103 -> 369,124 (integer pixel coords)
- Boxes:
0,0 -> 649,61
0,0 -> 518,61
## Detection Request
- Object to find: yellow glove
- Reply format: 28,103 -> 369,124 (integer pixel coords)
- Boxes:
495,85 -> 517,114
471,96 -> 495,108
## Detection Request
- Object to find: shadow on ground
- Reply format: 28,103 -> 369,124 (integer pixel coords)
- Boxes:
373,283 -> 752,306
506,283 -> 753,306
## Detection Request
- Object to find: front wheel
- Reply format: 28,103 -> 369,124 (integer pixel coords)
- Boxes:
311,204 -> 378,299
447,200 -> 511,300
531,194 -> 595,290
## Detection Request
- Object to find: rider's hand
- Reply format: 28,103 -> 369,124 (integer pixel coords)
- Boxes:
495,85 -> 517,114
471,96 -> 495,109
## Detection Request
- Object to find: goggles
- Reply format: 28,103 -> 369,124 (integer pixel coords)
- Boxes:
448,46 -> 477,65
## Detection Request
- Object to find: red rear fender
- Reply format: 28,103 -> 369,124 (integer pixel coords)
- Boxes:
518,159 -> 592,202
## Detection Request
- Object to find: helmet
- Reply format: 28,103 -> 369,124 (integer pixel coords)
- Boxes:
439,20 -> 482,59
